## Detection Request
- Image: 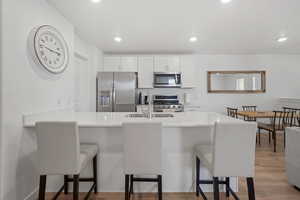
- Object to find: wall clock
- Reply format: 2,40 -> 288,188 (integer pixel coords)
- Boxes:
29,25 -> 69,74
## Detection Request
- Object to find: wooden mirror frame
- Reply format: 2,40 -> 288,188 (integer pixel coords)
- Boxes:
207,70 -> 266,93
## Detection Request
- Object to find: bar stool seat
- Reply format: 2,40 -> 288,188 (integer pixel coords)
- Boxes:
195,145 -> 213,169
80,144 -> 98,170
195,122 -> 257,200
36,122 -> 99,200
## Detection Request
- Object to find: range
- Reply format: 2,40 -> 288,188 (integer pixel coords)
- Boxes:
152,95 -> 184,112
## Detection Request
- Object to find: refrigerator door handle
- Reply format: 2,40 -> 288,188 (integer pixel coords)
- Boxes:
112,87 -> 116,111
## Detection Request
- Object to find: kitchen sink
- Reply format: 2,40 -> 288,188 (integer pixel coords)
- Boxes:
152,114 -> 174,118
126,113 -> 174,118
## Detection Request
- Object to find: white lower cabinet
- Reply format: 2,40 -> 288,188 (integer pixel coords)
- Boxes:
138,56 -> 154,88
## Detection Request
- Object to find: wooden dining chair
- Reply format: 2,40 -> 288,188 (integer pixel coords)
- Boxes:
226,107 -> 238,118
242,106 -> 257,121
282,107 -> 300,126
258,111 -> 294,152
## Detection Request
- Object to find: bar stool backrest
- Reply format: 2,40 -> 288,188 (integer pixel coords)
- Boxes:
36,121 -> 80,175
212,122 -> 257,177
123,122 -> 162,175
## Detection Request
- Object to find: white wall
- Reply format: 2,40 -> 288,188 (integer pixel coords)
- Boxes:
74,34 -> 102,112
1,1 -> 76,199
139,54 -> 300,112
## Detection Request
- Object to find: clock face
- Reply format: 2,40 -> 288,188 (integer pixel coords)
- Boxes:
31,25 -> 69,74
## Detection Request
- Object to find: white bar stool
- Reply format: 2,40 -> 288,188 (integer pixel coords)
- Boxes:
36,121 -> 99,200
195,122 -> 257,200
122,122 -> 162,200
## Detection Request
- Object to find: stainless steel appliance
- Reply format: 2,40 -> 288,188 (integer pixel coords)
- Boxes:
97,72 -> 137,112
153,95 -> 184,112
154,72 -> 182,88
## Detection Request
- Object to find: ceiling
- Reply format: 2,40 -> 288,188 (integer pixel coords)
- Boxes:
47,0 -> 300,54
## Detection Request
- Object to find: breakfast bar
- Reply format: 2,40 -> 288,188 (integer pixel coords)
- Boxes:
23,111 -> 241,193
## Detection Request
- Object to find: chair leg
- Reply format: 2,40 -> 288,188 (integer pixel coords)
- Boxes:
64,175 -> 68,194
273,131 -> 277,152
246,177 -> 256,200
38,175 -> 47,200
268,131 -> 271,144
258,129 -> 261,145
225,177 -> 230,198
196,157 -> 200,196
93,155 -> 98,193
158,175 -> 162,200
125,174 -> 130,200
73,174 -> 80,200
213,177 -> 220,200
284,130 -> 286,149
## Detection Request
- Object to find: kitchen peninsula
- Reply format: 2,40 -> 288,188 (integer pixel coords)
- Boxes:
23,111 -> 243,193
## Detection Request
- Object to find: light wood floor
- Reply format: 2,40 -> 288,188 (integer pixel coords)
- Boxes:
46,133 -> 300,200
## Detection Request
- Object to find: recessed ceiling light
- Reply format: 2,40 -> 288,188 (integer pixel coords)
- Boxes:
277,36 -> 288,43
220,0 -> 232,4
189,36 -> 198,43
114,36 -> 123,43
91,0 -> 102,3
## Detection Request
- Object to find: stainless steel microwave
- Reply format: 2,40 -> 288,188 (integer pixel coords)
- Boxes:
154,73 -> 182,88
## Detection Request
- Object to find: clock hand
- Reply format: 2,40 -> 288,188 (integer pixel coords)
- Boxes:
41,45 -> 61,56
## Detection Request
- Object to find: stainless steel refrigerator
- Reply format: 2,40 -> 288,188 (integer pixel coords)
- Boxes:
97,72 -> 137,112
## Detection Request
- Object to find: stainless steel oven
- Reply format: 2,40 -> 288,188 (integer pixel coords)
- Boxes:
154,73 -> 182,88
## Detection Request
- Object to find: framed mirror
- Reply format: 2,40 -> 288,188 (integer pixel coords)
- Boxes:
207,70 -> 266,93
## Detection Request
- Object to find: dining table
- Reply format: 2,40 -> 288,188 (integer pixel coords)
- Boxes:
237,111 -> 300,119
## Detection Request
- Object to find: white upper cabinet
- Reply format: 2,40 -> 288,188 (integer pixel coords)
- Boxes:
120,56 -> 138,72
154,56 -> 181,72
181,55 -> 196,88
138,56 -> 154,88
103,56 -> 121,72
103,56 -> 138,72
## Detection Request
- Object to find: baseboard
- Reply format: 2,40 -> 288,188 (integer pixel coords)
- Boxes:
24,187 -> 39,200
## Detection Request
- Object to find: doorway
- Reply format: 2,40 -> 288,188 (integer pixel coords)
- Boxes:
74,54 -> 90,112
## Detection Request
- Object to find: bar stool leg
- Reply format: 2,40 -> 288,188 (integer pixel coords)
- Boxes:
73,174 -> 80,200
93,155 -> 98,193
129,174 -> 134,198
64,175 -> 68,194
246,177 -> 256,200
213,177 -> 220,200
158,175 -> 162,200
125,174 -> 130,200
196,157 -> 200,196
38,175 -> 47,200
225,177 -> 230,198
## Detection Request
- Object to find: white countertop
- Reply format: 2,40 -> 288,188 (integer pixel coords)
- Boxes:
23,111 -> 243,128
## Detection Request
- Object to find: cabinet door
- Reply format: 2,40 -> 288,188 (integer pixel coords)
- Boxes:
154,56 -> 181,72
138,56 -> 154,88
168,56 -> 181,72
181,55 -> 196,88
154,56 -> 169,72
103,56 -> 121,72
120,56 -> 138,72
